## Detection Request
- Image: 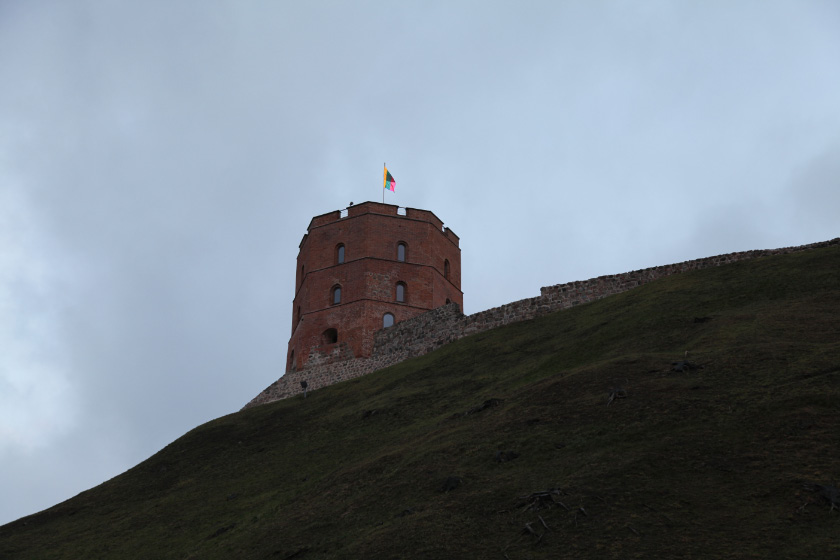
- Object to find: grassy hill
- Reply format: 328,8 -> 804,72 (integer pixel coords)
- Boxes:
2,246 -> 839,559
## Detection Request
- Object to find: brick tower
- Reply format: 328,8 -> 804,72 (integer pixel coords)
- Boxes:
287,202 -> 462,371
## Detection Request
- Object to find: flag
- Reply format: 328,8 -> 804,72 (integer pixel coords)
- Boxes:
383,166 -> 395,192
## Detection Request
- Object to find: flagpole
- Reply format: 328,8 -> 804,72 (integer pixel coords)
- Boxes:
383,162 -> 385,204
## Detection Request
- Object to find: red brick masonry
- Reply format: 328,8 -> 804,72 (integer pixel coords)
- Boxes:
287,202 -> 462,371
244,237 -> 838,409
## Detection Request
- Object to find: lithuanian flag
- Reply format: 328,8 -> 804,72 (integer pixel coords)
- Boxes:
383,166 -> 395,192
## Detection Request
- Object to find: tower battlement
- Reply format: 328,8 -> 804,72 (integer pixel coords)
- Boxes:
303,202 -> 459,247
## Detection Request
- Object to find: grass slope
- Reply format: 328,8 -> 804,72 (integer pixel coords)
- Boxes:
2,246 -> 839,559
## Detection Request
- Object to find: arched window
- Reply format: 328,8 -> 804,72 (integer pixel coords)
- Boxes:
383,313 -> 395,328
445,298 -> 451,304
397,242 -> 407,262
322,328 -> 338,344
444,259 -> 450,280
336,244 -> 345,264
331,285 -> 342,305
396,282 -> 406,303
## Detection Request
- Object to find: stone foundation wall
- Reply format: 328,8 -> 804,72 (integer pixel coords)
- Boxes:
243,237 -> 838,409
243,304 -> 466,407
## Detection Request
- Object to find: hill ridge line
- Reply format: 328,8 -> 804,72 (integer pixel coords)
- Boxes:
244,237 -> 839,408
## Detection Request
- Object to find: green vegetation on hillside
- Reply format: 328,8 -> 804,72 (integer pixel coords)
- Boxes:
2,246 -> 839,559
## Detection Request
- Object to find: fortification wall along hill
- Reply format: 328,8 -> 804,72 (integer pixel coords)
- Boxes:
243,237 -> 839,409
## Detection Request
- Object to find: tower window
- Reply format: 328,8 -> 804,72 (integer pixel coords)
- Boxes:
289,350 -> 295,371
322,328 -> 338,344
383,313 -> 395,328
396,282 -> 406,303
296,305 -> 301,323
444,259 -> 450,280
331,285 -> 342,305
336,244 -> 345,264
397,242 -> 407,262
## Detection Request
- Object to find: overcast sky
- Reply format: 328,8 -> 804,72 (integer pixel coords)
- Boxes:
1,0 -> 838,525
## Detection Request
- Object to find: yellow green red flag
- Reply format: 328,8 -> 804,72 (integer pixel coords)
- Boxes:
383,166 -> 395,192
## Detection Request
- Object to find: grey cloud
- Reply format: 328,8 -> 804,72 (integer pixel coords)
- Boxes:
785,140 -> 840,234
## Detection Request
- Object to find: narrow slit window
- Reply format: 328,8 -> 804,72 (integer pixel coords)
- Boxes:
444,259 -> 450,280
336,244 -> 345,264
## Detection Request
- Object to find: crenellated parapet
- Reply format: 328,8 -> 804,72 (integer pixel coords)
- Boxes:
301,202 -> 459,248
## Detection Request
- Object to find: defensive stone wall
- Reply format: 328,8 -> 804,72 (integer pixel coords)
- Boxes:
243,237 -> 838,409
